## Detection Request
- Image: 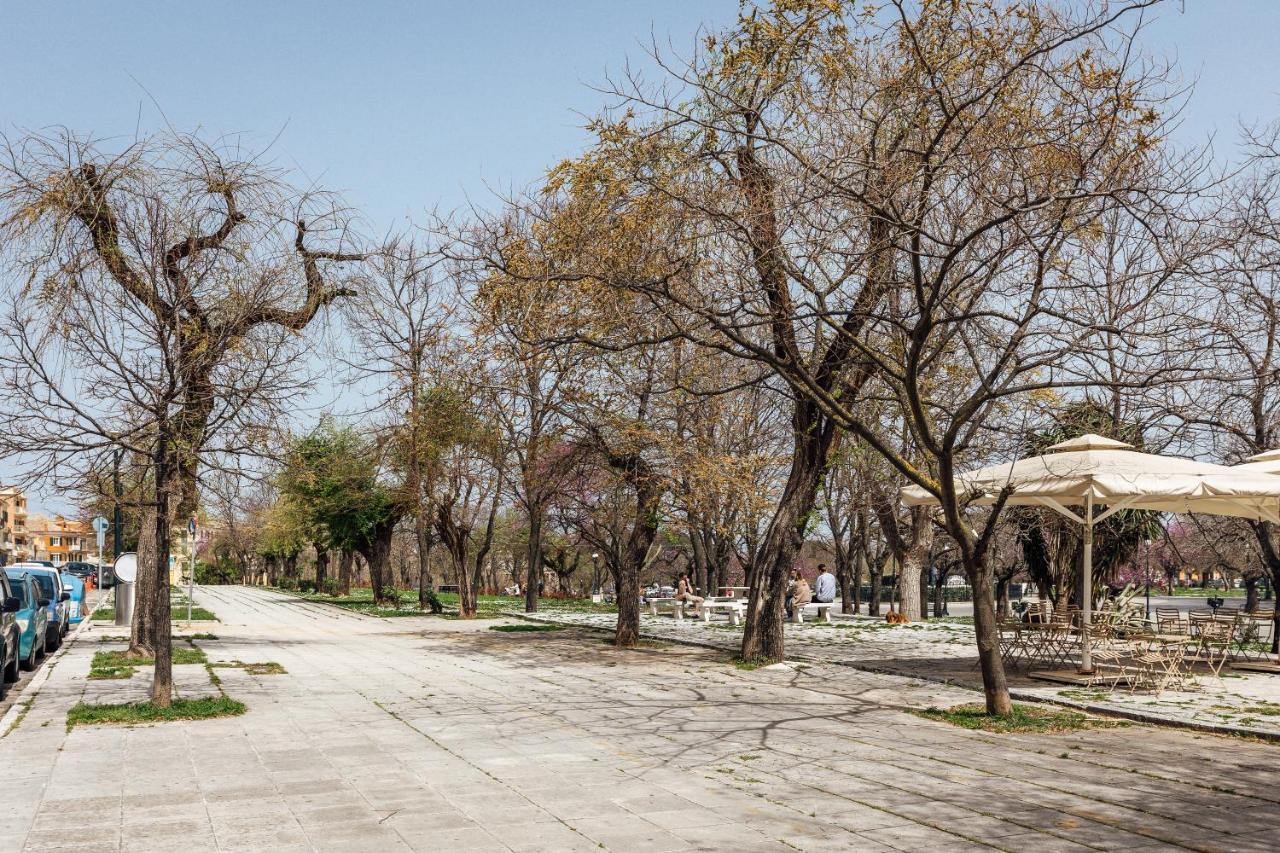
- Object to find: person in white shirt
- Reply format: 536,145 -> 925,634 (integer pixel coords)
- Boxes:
813,564 -> 836,604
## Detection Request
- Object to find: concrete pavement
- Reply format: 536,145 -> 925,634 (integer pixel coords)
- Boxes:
1,585 -> 1277,852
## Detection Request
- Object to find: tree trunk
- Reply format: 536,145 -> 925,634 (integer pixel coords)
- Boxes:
994,576 -> 1009,619
1245,576 -> 1259,613
968,559 -> 1012,715
525,505 -> 543,613
416,520 -> 440,612
338,550 -> 353,596
868,558 -> 882,617
129,504 -> 160,658
357,518 -> 398,607
314,547 -> 328,588
740,406 -> 838,662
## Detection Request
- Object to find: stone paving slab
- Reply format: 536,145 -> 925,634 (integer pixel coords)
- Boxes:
0,586 -> 1278,852
517,610 -> 1280,738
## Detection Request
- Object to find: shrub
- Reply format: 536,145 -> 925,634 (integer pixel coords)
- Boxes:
298,579 -> 317,593
321,578 -> 339,596
276,577 -> 298,591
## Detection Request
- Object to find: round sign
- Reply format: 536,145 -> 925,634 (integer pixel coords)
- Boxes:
113,552 -> 138,583
92,516 -> 110,533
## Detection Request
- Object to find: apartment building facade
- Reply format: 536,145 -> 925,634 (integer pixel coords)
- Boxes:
28,514 -> 90,565
0,485 -> 31,564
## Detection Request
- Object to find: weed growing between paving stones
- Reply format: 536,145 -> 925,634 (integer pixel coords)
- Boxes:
210,661 -> 286,675
89,646 -> 208,679
912,703 -> 1130,734
489,624 -> 564,633
732,656 -> 774,671
3,697 -> 35,737
66,696 -> 245,730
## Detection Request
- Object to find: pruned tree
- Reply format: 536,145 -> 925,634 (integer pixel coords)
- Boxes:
0,130 -> 363,705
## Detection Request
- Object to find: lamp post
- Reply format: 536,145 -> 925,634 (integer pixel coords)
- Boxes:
591,552 -> 600,598
1144,538 -> 1153,621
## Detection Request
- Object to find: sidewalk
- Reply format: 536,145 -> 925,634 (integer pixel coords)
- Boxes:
2,586 -> 1278,852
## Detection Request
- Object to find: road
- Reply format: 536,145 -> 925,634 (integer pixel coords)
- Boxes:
1,585 -> 1277,852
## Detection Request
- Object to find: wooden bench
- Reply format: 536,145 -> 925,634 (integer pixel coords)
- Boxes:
791,602 -> 837,624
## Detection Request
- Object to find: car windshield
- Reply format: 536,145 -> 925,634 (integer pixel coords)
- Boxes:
6,576 -> 31,607
30,573 -> 56,599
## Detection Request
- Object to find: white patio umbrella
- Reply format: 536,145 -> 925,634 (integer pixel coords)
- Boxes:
1234,448 -> 1280,474
901,434 -> 1280,671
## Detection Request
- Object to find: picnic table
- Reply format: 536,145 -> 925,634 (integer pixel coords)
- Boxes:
719,586 -> 750,599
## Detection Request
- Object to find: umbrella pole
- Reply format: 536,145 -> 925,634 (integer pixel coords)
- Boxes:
1079,494 -> 1093,674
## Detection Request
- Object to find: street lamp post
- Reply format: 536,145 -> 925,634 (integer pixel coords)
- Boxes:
1144,538 -> 1153,621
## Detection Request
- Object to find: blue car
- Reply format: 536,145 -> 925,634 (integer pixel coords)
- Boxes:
2,570 -> 48,671
12,564 -> 70,652
0,573 -> 20,696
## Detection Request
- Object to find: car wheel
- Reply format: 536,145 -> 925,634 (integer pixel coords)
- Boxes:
46,627 -> 59,653
3,648 -> 18,684
21,639 -> 37,671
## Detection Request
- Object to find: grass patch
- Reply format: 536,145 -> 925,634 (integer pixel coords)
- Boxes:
281,586 -> 618,618
66,696 -> 245,730
912,702 -> 1128,734
89,646 -> 208,679
489,623 -> 564,633
732,656 -> 776,671
187,632 -> 218,641
210,660 -> 286,675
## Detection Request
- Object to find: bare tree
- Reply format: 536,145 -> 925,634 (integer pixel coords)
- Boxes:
0,130 -> 363,704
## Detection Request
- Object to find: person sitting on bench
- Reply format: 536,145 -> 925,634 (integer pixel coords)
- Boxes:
786,571 -> 812,620
813,564 -> 836,605
675,573 -> 703,612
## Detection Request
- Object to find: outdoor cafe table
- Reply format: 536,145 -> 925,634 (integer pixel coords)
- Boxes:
719,586 -> 751,598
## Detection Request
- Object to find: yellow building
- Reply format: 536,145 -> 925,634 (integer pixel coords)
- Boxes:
0,486 -> 31,564
28,514 -> 91,566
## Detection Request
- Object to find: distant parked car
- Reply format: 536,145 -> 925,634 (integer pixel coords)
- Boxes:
0,573 -> 21,697
62,562 -> 97,581
11,564 -> 70,651
3,570 -> 48,671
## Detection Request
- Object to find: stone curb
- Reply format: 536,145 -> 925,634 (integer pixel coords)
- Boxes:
0,594 -> 104,736
501,611 -> 1280,743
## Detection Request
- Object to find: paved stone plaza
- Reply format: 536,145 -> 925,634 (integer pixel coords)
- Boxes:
1,586 -> 1277,852
530,610 -> 1280,739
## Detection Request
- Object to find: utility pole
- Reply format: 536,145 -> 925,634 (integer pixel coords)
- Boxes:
187,515 -> 196,624
112,449 -> 123,559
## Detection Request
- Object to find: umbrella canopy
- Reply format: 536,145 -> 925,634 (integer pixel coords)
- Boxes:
899,434 -> 1280,673
902,434 -> 1280,524
1233,448 -> 1280,476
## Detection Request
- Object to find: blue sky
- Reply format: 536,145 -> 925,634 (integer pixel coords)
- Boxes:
5,1 -> 1275,234
1,0 -> 1278,511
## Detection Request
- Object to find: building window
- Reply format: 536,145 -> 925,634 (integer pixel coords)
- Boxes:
50,536 -> 60,547
51,554 -> 62,564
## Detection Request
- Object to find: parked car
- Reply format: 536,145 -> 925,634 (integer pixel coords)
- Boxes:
62,562 -> 97,580
3,570 -> 48,671
10,564 -> 70,651
0,573 -> 21,697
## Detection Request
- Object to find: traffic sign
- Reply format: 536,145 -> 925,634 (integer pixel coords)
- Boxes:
93,515 -> 109,549
188,515 -> 197,537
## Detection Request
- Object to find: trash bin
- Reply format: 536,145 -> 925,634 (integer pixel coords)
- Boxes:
114,581 -> 134,626
112,553 -> 138,627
